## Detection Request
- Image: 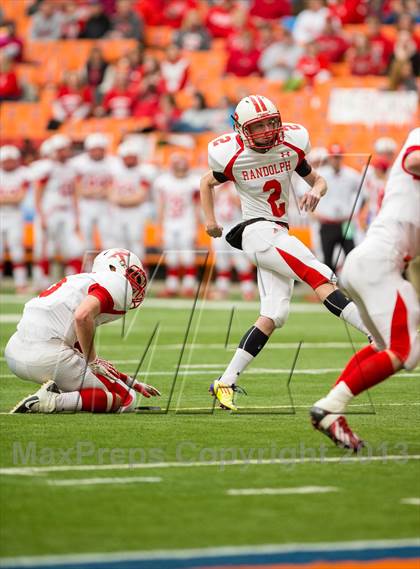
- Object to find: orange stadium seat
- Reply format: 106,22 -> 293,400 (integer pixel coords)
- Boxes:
144,26 -> 174,48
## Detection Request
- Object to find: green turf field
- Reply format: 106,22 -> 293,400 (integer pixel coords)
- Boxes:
1,292 -> 419,560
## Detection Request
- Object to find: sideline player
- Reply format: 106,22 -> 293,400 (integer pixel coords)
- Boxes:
211,180 -> 255,300
32,134 -> 84,285
200,94 -> 370,411
0,145 -> 29,293
71,133 -> 115,250
310,128 -> 420,450
6,248 -> 160,413
155,153 -> 201,297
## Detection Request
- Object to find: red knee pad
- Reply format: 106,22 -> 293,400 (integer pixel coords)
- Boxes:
79,388 -> 121,413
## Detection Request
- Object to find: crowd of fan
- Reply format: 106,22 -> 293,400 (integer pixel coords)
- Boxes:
0,0 -> 419,124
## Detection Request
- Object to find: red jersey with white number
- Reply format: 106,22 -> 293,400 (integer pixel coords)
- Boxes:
208,123 -> 310,224
0,166 -> 29,207
71,153 -> 116,200
214,181 -> 242,225
367,128 -> 420,262
154,172 -> 199,225
38,160 -> 78,214
109,160 -> 156,204
16,271 -> 131,345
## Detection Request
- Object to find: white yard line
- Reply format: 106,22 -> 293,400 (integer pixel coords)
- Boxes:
401,498 -> 420,506
0,538 -> 419,568
227,486 -> 338,496
47,476 -> 161,487
1,454 -> 419,476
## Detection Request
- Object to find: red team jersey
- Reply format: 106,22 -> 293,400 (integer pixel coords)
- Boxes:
208,123 -> 310,224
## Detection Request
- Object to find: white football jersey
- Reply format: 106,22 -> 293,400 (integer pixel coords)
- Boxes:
71,153 -> 116,199
208,123 -> 310,224
368,127 -> 420,260
315,164 -> 362,221
29,158 -> 53,182
17,271 -> 132,346
109,160 -> 155,203
363,166 -> 386,223
154,172 -> 200,223
38,160 -> 78,214
0,166 -> 29,207
214,181 -> 242,225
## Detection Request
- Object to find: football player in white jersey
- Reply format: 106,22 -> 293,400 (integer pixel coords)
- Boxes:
0,145 -> 29,293
310,128 -> 420,451
71,133 -> 115,250
155,153 -> 200,297
211,180 -> 255,300
108,141 -> 155,263
360,155 -> 390,231
200,94 -> 370,411
33,134 -> 84,287
6,248 -> 160,413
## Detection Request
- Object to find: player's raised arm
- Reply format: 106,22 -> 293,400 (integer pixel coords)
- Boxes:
299,167 -> 328,212
200,169 -> 223,238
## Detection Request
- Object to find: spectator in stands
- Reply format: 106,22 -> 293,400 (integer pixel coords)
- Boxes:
292,0 -> 331,45
0,53 -> 21,101
172,91 -> 211,132
154,93 -> 181,131
0,21 -> 23,62
48,71 -> 93,129
391,29 -> 420,76
160,44 -> 189,94
174,10 -> 211,51
82,46 -> 109,94
161,0 -> 198,28
79,0 -> 111,39
365,16 -> 394,73
225,30 -> 261,77
347,33 -> 383,75
206,0 -> 238,38
109,0 -> 144,41
388,58 -> 418,91
296,41 -> 331,84
249,0 -> 292,20
101,73 -> 136,118
316,17 -> 350,63
126,45 -> 146,86
328,0 -> 368,25
132,83 -> 160,125
30,0 -> 65,40
61,0 -> 84,39
260,27 -> 303,81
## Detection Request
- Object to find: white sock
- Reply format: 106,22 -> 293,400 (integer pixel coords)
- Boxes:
55,392 -> 83,412
220,348 -> 254,385
315,381 -> 354,414
340,302 -> 369,336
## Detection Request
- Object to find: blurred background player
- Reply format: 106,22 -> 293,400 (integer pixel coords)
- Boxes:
33,134 -> 84,288
71,133 -> 115,251
314,144 -> 362,271
108,140 -> 152,263
6,248 -> 160,414
311,128 -> 420,451
0,145 -> 29,293
360,155 -> 391,232
155,153 -> 200,297
211,180 -> 255,300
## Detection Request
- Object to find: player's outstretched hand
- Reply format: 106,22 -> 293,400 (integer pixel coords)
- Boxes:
206,223 -> 223,238
299,188 -> 322,212
134,382 -> 161,398
89,357 -> 121,380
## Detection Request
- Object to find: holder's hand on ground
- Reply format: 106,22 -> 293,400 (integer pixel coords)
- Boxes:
206,223 -> 223,238
133,382 -> 161,398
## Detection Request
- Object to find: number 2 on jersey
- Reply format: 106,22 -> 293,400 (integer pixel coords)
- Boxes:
263,180 -> 285,218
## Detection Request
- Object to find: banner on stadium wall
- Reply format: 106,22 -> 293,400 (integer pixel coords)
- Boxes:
327,88 -> 418,125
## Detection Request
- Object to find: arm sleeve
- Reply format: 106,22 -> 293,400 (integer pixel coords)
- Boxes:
213,171 -> 230,183
295,159 -> 312,178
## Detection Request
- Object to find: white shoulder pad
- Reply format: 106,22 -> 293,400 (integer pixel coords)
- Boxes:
30,159 -> 53,181
283,123 -> 311,156
208,132 -> 238,173
91,271 -> 132,313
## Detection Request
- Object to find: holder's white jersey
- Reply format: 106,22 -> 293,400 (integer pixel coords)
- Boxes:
71,153 -> 116,200
154,172 -> 200,224
16,271 -> 131,346
0,166 -> 29,207
214,181 -> 242,225
208,123 -> 311,224
367,128 -> 420,263
37,160 -> 78,215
